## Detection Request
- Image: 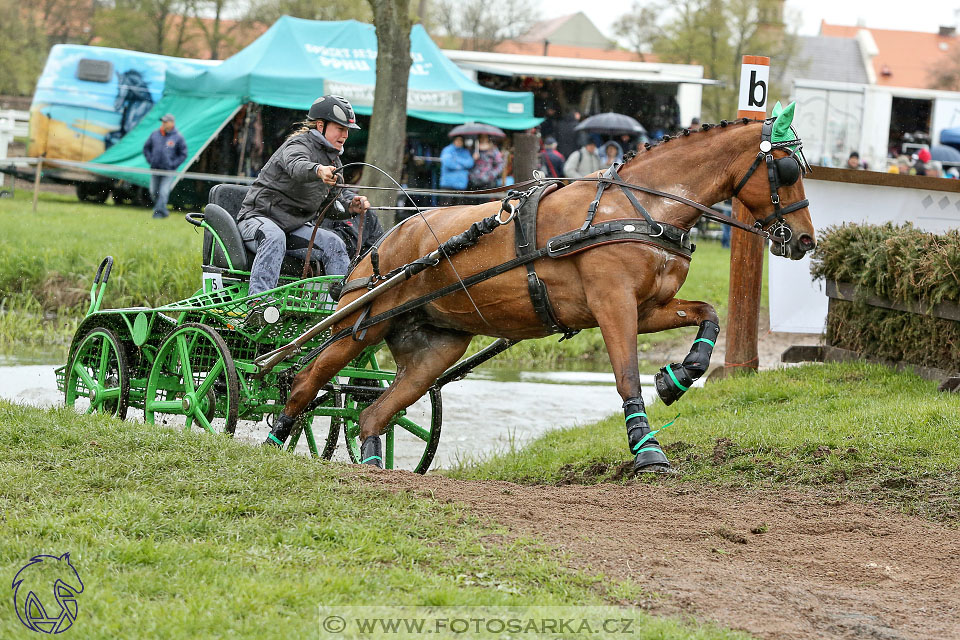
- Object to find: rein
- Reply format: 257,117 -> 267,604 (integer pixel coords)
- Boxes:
344,174 -> 780,243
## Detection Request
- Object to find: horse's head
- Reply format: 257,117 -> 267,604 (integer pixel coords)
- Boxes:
731,102 -> 816,260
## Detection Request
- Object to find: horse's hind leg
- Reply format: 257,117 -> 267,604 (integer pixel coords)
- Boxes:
357,324 -> 472,468
640,300 -> 720,406
264,325 -> 389,447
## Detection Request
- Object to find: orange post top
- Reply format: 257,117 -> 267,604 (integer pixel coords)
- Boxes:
738,55 -> 770,119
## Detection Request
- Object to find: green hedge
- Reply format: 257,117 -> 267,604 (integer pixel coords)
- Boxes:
811,223 -> 960,371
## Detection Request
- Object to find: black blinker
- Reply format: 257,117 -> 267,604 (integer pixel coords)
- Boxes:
776,156 -> 801,186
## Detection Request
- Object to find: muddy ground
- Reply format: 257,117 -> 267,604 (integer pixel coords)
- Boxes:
373,471 -> 959,640
372,330 -> 957,640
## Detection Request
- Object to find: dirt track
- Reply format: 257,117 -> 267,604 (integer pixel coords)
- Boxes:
373,470 -> 960,640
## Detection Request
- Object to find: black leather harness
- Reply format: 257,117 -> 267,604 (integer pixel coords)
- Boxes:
332,166 -> 695,346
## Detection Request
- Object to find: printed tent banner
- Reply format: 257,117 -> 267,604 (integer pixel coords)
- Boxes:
165,17 -> 539,128
91,17 -> 540,185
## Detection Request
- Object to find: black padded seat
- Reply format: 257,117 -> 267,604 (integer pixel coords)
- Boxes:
203,184 -> 322,276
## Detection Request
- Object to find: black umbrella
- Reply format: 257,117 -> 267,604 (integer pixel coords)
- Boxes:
575,112 -> 647,136
448,122 -> 506,138
929,144 -> 960,163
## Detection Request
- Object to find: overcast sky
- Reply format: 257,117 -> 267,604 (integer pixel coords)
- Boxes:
541,1 -> 960,40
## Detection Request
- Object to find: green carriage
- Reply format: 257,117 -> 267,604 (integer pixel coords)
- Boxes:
55,185 -> 443,473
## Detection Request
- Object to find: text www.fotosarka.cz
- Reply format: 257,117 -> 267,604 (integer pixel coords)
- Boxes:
319,606 -> 652,638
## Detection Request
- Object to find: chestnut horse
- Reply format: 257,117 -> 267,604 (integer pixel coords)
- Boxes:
266,103 -> 816,472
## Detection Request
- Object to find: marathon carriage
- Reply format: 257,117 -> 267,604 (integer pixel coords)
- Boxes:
55,184 -> 452,473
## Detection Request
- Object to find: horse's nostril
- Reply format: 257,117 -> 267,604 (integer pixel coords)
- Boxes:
798,234 -> 815,250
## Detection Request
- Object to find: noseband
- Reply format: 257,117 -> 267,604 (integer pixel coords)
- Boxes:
731,118 -> 811,237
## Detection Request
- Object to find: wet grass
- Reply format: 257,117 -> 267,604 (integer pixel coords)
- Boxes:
449,363 -> 960,523
0,400 -> 752,639
0,190 -> 199,358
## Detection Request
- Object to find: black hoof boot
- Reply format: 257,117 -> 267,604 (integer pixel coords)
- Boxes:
623,396 -> 673,474
264,413 -> 295,448
633,441 -> 672,474
360,435 -> 383,468
655,364 -> 689,406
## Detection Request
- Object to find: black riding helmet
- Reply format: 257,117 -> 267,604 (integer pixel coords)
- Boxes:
307,95 -> 360,130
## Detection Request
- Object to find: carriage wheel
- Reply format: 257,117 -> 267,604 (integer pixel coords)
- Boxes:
340,384 -> 442,474
64,327 -> 129,419
283,392 -> 344,459
144,323 -> 239,435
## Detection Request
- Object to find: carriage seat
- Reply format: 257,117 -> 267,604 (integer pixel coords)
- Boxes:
202,184 -> 322,276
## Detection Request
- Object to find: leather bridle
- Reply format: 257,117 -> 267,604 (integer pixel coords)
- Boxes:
731,118 -> 811,241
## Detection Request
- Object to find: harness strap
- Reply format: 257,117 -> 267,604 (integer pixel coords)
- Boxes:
512,183 -> 578,338
289,219 -> 695,373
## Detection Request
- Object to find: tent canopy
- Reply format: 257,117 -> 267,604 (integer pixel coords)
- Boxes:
92,17 -> 540,187
167,17 -> 539,128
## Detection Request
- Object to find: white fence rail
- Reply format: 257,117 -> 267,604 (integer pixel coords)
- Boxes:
0,109 -> 29,138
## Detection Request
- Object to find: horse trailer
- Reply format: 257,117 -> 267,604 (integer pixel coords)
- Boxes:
27,44 -> 218,204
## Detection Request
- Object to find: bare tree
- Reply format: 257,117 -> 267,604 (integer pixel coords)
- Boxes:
432,0 -> 539,51
613,1 -> 662,62
246,0 -> 371,25
362,0 -> 413,209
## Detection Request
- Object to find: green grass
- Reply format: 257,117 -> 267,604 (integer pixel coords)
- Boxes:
449,362 -> 960,522
0,190 -> 199,357
0,401 -> 750,639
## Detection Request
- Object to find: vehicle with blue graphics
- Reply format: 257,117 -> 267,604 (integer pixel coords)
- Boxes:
27,44 -> 218,203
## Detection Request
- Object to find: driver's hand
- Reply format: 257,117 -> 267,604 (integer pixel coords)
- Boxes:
316,164 -> 337,186
348,195 -> 370,214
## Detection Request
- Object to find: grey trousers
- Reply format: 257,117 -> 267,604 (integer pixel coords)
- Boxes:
238,216 -> 349,297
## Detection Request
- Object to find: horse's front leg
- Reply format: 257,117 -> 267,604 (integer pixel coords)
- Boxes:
589,291 -> 671,473
639,299 -> 720,406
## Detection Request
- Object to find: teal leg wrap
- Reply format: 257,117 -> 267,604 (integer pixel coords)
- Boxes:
623,397 -> 670,472
655,320 -> 719,406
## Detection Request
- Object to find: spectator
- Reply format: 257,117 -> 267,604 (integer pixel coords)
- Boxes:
846,151 -> 863,170
598,140 -> 623,168
468,134 -> 504,190
438,135 -> 474,205
539,137 -> 565,178
563,140 -> 601,178
619,133 -> 638,154
556,111 -> 582,159
913,148 -> 932,176
142,113 -> 187,218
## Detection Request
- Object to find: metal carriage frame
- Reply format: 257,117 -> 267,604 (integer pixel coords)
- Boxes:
56,199 -> 447,473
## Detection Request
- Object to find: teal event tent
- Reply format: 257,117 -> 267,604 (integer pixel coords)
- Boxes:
92,17 -> 540,186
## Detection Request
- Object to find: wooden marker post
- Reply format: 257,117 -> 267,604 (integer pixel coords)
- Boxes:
722,55 -> 769,376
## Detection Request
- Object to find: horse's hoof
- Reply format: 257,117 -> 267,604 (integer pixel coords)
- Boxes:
633,447 -> 672,473
360,435 -> 383,469
654,365 -> 685,406
264,414 -> 295,448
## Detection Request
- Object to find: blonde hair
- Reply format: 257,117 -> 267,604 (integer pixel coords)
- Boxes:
287,118 -> 320,139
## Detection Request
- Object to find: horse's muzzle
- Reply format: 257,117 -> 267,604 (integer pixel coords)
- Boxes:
770,231 -> 816,260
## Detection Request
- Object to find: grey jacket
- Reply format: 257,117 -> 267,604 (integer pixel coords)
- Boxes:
238,129 -> 356,231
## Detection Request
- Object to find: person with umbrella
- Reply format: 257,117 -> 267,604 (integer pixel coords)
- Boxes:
468,133 -> 505,190
439,134 -> 474,205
